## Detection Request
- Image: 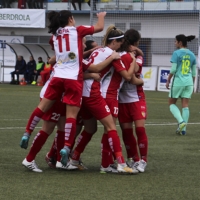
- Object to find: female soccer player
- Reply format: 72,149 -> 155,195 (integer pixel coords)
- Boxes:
45,38 -> 121,171
22,70 -> 77,172
21,38 -> 120,172
118,29 -> 148,173
166,34 -> 196,135
20,10 -> 107,167
70,25 -> 137,174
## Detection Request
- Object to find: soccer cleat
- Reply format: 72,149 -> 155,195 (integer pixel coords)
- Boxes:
69,158 -> 88,170
60,146 -> 70,166
137,159 -> 147,173
31,81 -> 37,85
181,131 -> 186,135
20,132 -> 30,149
45,153 -> 56,168
176,121 -> 186,135
100,165 -> 118,174
133,161 -> 140,170
126,158 -> 134,168
117,163 -> 138,174
110,161 -> 118,170
22,158 -> 42,172
56,161 -> 78,170
126,158 -> 140,172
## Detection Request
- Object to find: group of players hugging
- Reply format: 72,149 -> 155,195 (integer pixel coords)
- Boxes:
19,10 -> 148,174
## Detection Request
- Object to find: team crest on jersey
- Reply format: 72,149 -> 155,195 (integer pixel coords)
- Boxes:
68,52 -> 76,60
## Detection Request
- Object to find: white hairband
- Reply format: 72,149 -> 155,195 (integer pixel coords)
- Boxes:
108,35 -> 124,40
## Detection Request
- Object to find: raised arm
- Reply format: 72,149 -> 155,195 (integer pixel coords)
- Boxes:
93,12 -> 107,33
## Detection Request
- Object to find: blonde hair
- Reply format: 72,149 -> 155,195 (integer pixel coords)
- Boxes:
102,24 -> 124,46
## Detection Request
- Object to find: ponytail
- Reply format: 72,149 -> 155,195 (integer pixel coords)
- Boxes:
102,24 -> 124,46
176,34 -> 195,47
48,10 -> 73,35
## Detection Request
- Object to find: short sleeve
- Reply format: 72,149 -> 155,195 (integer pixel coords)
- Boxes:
170,51 -> 178,63
112,59 -> 126,73
77,26 -> 95,37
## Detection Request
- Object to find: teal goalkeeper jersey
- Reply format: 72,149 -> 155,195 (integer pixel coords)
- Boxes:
170,48 -> 196,86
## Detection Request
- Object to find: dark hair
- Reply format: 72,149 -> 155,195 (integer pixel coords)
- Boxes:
102,25 -> 124,46
120,29 -> 141,52
48,10 -> 73,35
85,40 -> 95,52
176,34 -> 195,47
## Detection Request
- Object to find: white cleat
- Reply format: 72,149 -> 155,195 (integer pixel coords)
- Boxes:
100,165 -> 118,174
22,158 -> 43,173
137,159 -> 147,173
127,158 -> 140,173
69,158 -> 88,170
117,163 -> 138,174
132,161 -> 140,170
56,161 -> 78,170
126,158 -> 134,168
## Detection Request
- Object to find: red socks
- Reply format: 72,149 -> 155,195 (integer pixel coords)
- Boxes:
122,128 -> 140,162
107,130 -> 125,164
135,127 -> 148,162
56,130 -> 65,162
47,138 -> 57,158
101,133 -> 114,168
26,130 -> 49,162
64,118 -> 77,148
72,130 -> 93,161
26,107 -> 44,134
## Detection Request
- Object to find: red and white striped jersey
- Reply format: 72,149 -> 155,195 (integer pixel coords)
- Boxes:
82,47 -> 126,98
49,25 -> 94,80
101,51 -> 132,100
119,55 -> 144,103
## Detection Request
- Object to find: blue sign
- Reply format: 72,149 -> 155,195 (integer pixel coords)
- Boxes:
0,40 -> 6,49
160,70 -> 170,83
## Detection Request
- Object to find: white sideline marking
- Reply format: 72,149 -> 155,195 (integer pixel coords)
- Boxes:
0,122 -> 200,130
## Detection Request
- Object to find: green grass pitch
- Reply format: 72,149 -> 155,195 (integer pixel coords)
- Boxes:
0,83 -> 200,200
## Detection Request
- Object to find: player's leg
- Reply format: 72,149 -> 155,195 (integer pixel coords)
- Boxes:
100,99 -> 122,173
44,101 -> 65,168
72,117 -> 97,159
20,77 -> 64,149
120,122 -> 140,166
134,119 -> 148,173
20,98 -> 55,149
60,79 -> 83,166
180,85 -> 193,135
100,115 -> 135,174
22,120 -> 56,172
181,99 -> 189,135
169,86 -> 186,134
118,103 -> 139,167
